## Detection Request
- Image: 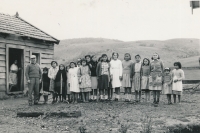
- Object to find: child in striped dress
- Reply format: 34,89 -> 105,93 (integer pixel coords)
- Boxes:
162,67 -> 173,104
122,53 -> 133,102
131,54 -> 142,102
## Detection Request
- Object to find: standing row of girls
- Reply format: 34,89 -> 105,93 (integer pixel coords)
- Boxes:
40,52 -> 185,105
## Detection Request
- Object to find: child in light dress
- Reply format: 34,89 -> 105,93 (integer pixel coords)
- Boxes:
110,52 -> 123,101
172,62 -> 185,103
122,53 -> 133,102
79,59 -> 92,102
141,58 -> 151,102
68,62 -> 80,104
162,67 -> 173,104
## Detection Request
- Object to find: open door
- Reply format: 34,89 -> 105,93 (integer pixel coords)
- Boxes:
6,45 -> 25,94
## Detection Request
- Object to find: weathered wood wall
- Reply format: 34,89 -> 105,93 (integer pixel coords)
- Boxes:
0,34 -> 55,94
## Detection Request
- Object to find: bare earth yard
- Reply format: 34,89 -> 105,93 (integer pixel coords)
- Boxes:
1,92 -> 200,133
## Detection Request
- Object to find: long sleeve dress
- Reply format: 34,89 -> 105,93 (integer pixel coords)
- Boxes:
110,59 -> 123,88
172,69 -> 185,95
149,60 -> 164,91
68,67 -> 80,93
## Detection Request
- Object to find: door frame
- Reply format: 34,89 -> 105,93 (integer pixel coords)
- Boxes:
6,44 -> 25,94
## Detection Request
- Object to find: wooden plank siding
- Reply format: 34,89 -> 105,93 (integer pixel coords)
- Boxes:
0,55 -> 6,61
0,73 -> 6,79
0,48 -> 5,55
0,61 -> 6,67
0,67 -> 6,72
26,47 -> 54,54
41,53 -> 54,59
0,42 -> 6,48
40,63 -> 51,69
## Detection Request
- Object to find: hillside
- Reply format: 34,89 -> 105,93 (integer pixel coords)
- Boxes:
54,38 -> 200,67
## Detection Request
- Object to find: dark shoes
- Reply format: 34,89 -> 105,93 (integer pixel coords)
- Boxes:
114,98 -> 118,101
34,102 -> 38,105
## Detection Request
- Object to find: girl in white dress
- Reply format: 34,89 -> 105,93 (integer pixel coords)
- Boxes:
68,62 -> 80,104
110,52 -> 123,101
172,62 -> 185,103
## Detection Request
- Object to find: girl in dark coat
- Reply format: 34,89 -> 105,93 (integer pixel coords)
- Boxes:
90,55 -> 98,100
55,64 -> 67,102
42,67 -> 50,104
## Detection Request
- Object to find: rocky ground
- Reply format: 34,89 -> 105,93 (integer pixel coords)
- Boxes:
1,92 -> 200,133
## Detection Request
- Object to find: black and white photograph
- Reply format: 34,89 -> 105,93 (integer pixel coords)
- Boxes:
0,0 -> 200,132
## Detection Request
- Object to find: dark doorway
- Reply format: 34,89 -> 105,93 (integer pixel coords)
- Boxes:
9,48 -> 23,92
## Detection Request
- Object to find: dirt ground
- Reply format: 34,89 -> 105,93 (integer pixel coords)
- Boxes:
1,93 -> 200,133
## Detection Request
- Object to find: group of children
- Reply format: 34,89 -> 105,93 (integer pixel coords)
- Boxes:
40,52 -> 185,105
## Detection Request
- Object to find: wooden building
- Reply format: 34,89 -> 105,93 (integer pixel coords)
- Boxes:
0,13 -> 59,97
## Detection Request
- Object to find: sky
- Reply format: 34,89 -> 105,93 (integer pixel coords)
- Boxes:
0,0 -> 200,41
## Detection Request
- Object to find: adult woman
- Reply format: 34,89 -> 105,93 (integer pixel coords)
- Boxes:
149,53 -> 164,105
9,60 -> 20,90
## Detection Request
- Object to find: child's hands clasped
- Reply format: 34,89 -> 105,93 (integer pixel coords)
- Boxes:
119,76 -> 123,81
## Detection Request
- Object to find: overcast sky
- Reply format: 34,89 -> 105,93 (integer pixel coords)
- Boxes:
0,0 -> 200,41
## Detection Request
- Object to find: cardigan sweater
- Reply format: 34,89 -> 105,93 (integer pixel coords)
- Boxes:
96,62 -> 110,77
130,62 -> 142,78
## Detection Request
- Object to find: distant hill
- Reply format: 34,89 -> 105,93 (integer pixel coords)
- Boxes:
54,38 -> 200,67
59,38 -> 123,45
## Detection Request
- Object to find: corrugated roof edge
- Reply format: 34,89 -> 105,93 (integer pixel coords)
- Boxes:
17,16 -> 60,44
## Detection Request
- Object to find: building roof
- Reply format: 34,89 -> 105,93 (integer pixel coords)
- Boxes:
0,13 -> 59,44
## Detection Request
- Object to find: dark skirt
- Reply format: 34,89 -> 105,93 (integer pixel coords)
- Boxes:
55,81 -> 66,95
43,82 -> 50,92
98,75 -> 109,90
